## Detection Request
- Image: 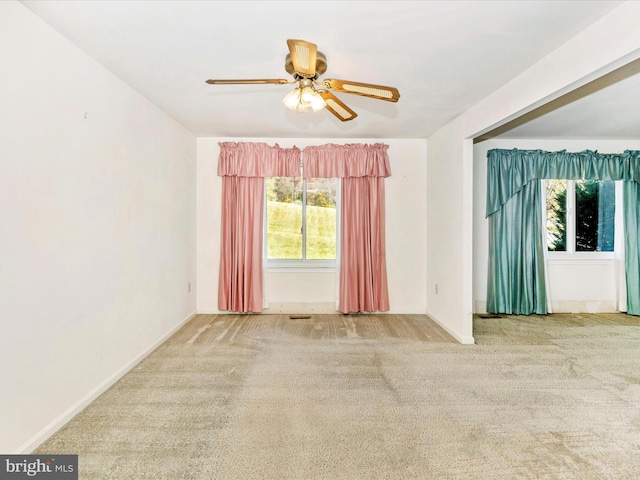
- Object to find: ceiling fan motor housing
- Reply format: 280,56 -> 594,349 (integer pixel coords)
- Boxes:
285,52 -> 327,78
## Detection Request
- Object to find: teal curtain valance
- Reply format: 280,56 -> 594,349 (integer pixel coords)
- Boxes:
486,149 -> 640,217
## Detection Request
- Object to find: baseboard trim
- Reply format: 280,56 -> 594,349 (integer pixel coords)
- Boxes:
17,310 -> 197,454
551,300 -> 618,313
427,311 -> 475,345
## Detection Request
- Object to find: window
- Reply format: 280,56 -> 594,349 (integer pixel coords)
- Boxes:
265,177 -> 338,266
545,179 -> 616,253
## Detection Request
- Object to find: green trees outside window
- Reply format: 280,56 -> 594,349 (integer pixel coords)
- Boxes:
546,179 -> 615,253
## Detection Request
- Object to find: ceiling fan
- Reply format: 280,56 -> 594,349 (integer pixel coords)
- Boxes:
206,39 -> 400,122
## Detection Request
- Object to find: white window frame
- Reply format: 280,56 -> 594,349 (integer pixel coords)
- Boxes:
544,179 -> 620,260
264,176 -> 340,271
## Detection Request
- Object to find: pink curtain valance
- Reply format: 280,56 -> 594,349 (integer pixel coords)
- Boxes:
302,143 -> 391,178
218,142 -> 300,178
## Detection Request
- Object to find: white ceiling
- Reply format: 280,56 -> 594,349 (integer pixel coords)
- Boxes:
21,0 -> 638,140
488,59 -> 640,140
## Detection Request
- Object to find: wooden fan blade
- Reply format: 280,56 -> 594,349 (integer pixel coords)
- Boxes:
287,39 -> 317,78
317,90 -> 357,122
321,79 -> 400,102
206,79 -> 291,85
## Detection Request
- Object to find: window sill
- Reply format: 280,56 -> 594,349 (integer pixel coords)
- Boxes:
547,254 -> 616,265
266,262 -> 337,273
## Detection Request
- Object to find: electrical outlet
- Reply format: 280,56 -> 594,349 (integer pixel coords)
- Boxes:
188,282 -> 191,293
435,284 -> 438,294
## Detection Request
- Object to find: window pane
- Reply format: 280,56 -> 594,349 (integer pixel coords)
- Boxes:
546,179 -> 567,251
305,178 -> 337,260
266,177 -> 302,259
575,179 -> 615,252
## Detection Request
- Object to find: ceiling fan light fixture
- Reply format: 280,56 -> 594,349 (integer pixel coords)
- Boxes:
301,86 -> 326,112
283,84 -> 326,113
310,94 -> 327,112
283,88 -> 301,110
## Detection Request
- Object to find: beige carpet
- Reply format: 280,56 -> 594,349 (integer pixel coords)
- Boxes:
34,313 -> 640,479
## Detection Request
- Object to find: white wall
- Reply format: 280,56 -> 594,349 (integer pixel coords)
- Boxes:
473,139 -> 640,314
197,138 -> 427,315
426,1 -> 640,344
426,131 -> 474,343
0,2 -> 196,453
